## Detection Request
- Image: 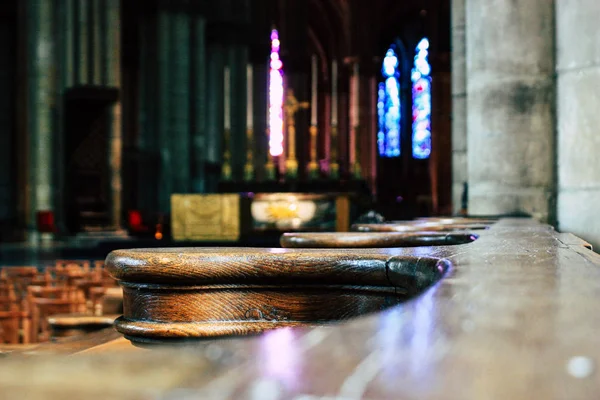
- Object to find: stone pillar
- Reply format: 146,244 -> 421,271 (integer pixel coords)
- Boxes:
0,10 -> 14,226
65,0 -> 75,88
228,45 -> 249,181
53,0 -> 69,235
91,0 -> 102,85
76,0 -> 89,85
157,11 -> 171,214
191,16 -> 207,193
557,0 -> 600,247
451,0 -> 467,214
137,14 -> 159,213
27,0 -> 55,239
205,44 -> 225,192
466,0 -> 555,222
106,0 -> 122,229
169,12 -> 191,193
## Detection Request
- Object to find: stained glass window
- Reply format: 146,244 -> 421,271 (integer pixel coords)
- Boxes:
411,38 -> 431,159
377,48 -> 400,157
377,48 -> 401,157
268,29 -> 284,157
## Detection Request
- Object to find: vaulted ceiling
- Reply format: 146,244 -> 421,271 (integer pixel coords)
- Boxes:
304,0 -> 449,62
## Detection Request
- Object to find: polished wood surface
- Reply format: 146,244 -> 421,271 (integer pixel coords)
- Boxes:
353,220 -> 491,232
281,231 -> 477,248
48,314 -> 118,338
106,248 -> 449,343
48,314 -> 119,327
0,327 -> 123,356
1,219 -> 600,399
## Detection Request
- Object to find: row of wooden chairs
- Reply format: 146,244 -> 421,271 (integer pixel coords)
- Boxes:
0,260 -> 121,344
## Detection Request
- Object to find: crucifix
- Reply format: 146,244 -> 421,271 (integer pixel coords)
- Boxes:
284,88 -> 309,179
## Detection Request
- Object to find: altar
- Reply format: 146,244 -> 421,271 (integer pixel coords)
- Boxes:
170,188 -> 366,242
170,34 -> 373,243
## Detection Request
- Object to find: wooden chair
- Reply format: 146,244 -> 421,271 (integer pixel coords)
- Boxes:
90,287 -> 123,316
54,260 -> 91,271
0,267 -> 39,299
0,283 -> 16,298
0,311 -> 21,344
0,293 -> 27,344
27,286 -> 85,343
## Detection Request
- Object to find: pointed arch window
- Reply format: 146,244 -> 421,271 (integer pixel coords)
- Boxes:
377,48 -> 401,158
411,38 -> 432,159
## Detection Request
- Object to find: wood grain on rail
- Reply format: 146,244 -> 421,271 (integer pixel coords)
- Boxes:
105,248 -> 449,343
353,221 -> 491,232
280,231 -> 477,248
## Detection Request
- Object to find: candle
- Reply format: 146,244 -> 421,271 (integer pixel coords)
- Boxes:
224,66 -> 231,130
353,62 -> 359,127
331,60 -> 338,126
311,55 -> 318,126
266,58 -> 270,131
246,64 -> 253,129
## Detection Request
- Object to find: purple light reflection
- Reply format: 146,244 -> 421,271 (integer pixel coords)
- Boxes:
259,327 -> 301,390
269,29 -> 284,157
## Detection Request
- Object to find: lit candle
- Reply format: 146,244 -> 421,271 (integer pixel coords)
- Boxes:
224,66 -> 231,130
331,60 -> 338,126
246,64 -> 253,129
311,55 -> 318,126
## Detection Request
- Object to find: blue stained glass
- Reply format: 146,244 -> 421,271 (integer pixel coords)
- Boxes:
412,38 -> 432,159
378,48 -> 401,158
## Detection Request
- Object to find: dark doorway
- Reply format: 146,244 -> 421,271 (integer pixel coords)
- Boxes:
63,87 -> 118,233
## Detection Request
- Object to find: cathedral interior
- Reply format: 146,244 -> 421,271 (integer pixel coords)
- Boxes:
1,0 -> 600,398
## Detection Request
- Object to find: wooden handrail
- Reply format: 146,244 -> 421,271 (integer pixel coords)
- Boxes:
281,231 -> 477,248
106,248 -> 450,344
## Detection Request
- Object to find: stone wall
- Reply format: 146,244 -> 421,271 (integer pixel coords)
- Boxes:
556,0 -> 600,248
455,0 -> 600,247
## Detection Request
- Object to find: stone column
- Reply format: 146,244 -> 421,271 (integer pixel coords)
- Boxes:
0,12 -> 13,225
53,0 -> 69,235
76,0 -> 89,85
65,0 -> 75,88
451,0 -> 467,214
228,45 -> 249,181
137,15 -> 159,213
466,0 -> 555,222
157,11 -> 172,213
169,12 -> 191,194
556,0 -> 600,247
27,0 -> 55,239
205,44 -> 225,192
191,16 -> 207,193
91,0 -> 102,85
106,0 -> 122,229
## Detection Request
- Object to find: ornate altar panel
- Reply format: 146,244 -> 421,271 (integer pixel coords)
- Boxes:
251,193 -> 336,231
171,194 -> 241,241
